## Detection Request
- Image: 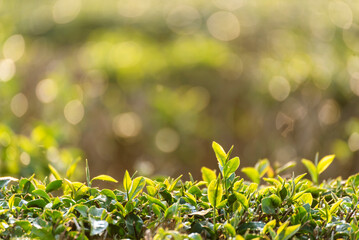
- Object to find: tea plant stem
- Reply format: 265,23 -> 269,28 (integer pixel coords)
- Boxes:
213,206 -> 216,238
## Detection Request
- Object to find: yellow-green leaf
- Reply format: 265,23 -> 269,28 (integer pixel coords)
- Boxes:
234,192 -> 248,209
201,167 -> 216,185
224,223 -> 236,237
208,178 -> 223,208
212,141 -> 227,167
263,219 -> 276,234
169,175 -> 182,191
66,157 -> 81,179
256,159 -> 270,177
277,224 -> 301,240
128,177 -> 146,201
123,170 -> 132,192
91,175 -> 118,184
317,154 -> 335,174
223,157 -> 240,177
301,159 -> 317,183
298,193 -> 313,206
48,164 -> 62,180
241,167 -> 260,184
330,198 -> 343,214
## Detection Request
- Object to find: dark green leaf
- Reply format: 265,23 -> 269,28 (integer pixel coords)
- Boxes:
45,180 -> 63,193
262,197 -> 276,214
32,189 -> 51,203
27,199 -> 47,208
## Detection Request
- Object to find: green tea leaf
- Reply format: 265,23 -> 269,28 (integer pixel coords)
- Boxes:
8,194 -> 15,210
269,194 -> 282,207
276,161 -> 296,175
298,193 -> 313,206
125,213 -> 143,238
27,199 -> 47,208
201,167 -> 216,185
241,167 -> 260,184
330,198 -> 343,214
301,159 -> 318,183
208,178 -> 223,208
212,141 -> 227,167
317,154 -> 335,174
234,192 -> 248,209
263,219 -> 276,234
256,159 -> 270,177
224,223 -> 236,237
91,175 -> 118,184
184,192 -> 197,207
89,206 -> 106,218
276,223 -> 301,240
146,186 -> 157,196
164,202 -> 178,219
128,177 -> 146,201
169,175 -> 182,191
15,220 -> 32,232
262,197 -> 276,214
188,185 -> 202,198
45,180 -> 63,193
32,189 -> 51,203
217,199 -> 228,209
48,164 -> 62,180
100,189 -> 116,199
75,204 -> 88,218
224,157 -> 240,178
146,194 -> 166,210
66,157 -> 81,179
123,170 -> 132,192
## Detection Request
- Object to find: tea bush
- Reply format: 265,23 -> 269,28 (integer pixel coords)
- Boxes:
0,142 -> 358,239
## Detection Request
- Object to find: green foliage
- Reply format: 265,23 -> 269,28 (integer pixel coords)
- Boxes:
302,154 -> 335,184
0,142 -> 356,239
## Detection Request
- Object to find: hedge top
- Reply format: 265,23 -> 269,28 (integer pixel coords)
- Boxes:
0,142 -> 358,239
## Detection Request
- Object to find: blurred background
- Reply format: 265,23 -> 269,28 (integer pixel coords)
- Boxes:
1,0 -> 359,183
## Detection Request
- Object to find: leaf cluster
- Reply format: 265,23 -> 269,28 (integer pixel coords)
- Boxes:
0,142 -> 358,239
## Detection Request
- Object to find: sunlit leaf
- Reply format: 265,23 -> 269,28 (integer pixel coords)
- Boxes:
208,178 -> 223,208
128,177 -> 146,202
234,192 -> 248,209
301,159 -> 318,183
298,193 -> 313,206
241,167 -> 260,184
256,159 -> 270,177
212,141 -> 227,167
48,164 -> 62,180
317,154 -> 335,174
100,189 -> 116,199
276,223 -> 301,240
223,157 -> 240,178
90,175 -> 118,184
224,223 -> 236,237
201,167 -> 216,185
123,170 -> 132,192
